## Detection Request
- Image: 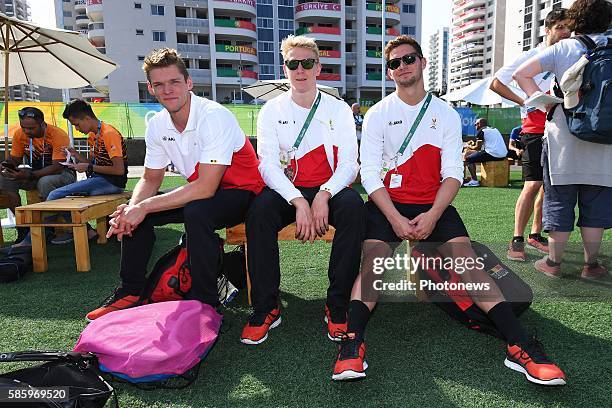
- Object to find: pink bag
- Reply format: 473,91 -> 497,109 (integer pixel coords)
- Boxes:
74,300 -> 222,382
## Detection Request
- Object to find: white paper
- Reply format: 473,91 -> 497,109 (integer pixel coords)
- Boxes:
524,91 -> 563,112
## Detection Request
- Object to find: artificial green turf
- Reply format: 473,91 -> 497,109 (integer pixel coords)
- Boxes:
0,173 -> 610,408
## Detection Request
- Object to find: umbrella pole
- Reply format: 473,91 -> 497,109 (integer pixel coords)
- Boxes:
3,23 -> 9,159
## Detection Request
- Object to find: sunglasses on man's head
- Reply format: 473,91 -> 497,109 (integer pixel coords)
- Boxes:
285,58 -> 318,70
386,53 -> 421,70
17,109 -> 36,119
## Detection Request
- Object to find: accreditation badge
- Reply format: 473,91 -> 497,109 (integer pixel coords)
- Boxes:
280,150 -> 296,181
380,160 -> 391,180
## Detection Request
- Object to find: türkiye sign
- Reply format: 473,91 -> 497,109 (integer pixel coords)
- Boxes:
296,2 -> 341,12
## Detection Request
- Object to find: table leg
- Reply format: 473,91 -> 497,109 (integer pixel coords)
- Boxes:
31,226 -> 48,272
96,216 -> 108,244
73,225 -> 91,272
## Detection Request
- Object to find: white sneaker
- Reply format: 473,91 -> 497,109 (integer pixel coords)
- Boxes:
463,180 -> 480,187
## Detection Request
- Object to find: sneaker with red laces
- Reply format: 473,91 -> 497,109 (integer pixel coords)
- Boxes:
240,307 -> 281,345
527,235 -> 549,254
332,332 -> 367,381
85,288 -> 141,322
324,305 -> 347,342
581,262 -> 609,280
504,337 -> 566,386
534,256 -> 561,278
507,240 -> 526,262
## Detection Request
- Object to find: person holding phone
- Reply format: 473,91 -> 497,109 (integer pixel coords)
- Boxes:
0,107 -> 75,245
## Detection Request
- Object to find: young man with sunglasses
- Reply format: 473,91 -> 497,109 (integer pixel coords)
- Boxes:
332,35 -> 566,386
240,35 -> 364,345
490,9 -> 571,261
86,48 -> 264,321
0,107 -> 75,244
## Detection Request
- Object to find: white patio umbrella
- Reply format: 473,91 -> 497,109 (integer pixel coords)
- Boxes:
244,79 -> 341,101
442,77 -> 525,107
0,12 -> 117,157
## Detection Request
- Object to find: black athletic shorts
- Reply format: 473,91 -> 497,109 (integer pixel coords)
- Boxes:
365,200 -> 469,245
520,133 -> 544,181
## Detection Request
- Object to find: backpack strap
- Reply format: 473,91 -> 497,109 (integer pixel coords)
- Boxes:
576,35 -> 597,51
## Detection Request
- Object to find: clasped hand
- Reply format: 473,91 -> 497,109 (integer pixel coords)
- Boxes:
106,203 -> 147,241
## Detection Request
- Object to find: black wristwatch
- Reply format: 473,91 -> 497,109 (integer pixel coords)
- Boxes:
87,163 -> 94,175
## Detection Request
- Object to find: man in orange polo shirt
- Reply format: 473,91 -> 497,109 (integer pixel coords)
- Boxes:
0,107 -> 76,243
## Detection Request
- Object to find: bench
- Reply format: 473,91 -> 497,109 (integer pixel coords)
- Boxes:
15,192 -> 131,273
480,160 -> 510,187
225,223 -> 422,304
225,223 -> 336,305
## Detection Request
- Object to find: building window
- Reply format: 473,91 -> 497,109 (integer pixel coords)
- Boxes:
138,56 -> 145,61
486,58 -> 491,63
279,20 -> 293,30
487,12 -> 493,17
134,2 -> 142,9
487,24 -> 492,29
136,29 -> 144,36
63,11 -> 72,17
402,26 -> 416,35
153,31 -> 166,42
258,41 -> 274,52
260,65 -> 275,75
151,5 -> 165,16
257,18 -> 273,28
486,35 -> 492,40
402,4 -> 416,13
64,25 -> 73,30
257,0 -> 272,4
278,6 -> 293,19
278,0 -> 293,5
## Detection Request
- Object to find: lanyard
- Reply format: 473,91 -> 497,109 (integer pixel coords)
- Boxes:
91,121 -> 102,165
290,92 -> 321,152
29,126 -> 47,168
396,92 -> 432,157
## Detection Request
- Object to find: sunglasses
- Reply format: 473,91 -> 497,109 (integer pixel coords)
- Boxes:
18,109 -> 37,118
285,58 -> 318,70
386,53 -> 421,70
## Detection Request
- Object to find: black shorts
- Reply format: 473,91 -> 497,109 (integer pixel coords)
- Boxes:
365,200 -> 469,244
520,133 -> 544,181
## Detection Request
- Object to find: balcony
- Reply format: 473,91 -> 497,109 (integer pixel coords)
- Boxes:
365,3 -> 401,24
212,0 -> 256,16
75,0 -> 86,12
86,0 -> 103,22
365,72 -> 393,84
214,19 -> 257,40
295,2 -> 342,22
452,30 -> 486,46
177,43 -> 211,56
87,23 -> 104,47
75,14 -> 89,28
453,0 -> 486,14
295,25 -> 341,41
188,68 -> 212,85
216,68 -> 258,85
453,6 -> 486,25
452,19 -> 485,36
215,44 -> 258,63
366,26 -> 400,41
176,17 -> 209,33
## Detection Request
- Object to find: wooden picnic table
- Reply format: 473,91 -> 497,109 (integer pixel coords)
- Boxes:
15,193 -> 130,272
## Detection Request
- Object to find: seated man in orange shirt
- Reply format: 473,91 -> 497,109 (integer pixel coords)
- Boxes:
0,107 -> 76,244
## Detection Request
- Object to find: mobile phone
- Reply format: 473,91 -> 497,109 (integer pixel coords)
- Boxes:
1,161 -> 16,171
66,191 -> 90,198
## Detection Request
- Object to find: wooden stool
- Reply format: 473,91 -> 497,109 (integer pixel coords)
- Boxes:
480,160 -> 509,187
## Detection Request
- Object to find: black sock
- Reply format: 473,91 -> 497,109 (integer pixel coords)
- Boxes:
528,233 -> 541,239
512,236 -> 524,242
347,300 -> 371,337
487,302 -> 529,345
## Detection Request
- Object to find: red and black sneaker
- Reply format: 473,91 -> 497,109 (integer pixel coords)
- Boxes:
85,287 -> 141,322
527,234 -> 549,254
324,305 -> 347,342
332,332 -> 367,381
240,307 -> 281,345
504,337 -> 566,386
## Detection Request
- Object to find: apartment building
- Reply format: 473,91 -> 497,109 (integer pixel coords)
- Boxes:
448,0 -> 506,93
56,0 -> 422,104
427,27 -> 449,95
1,0 -> 40,101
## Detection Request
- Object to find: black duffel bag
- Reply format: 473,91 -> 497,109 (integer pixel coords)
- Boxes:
0,351 -> 117,407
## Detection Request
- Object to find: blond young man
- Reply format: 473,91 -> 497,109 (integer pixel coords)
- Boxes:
86,48 -> 264,321
332,35 -> 566,386
241,35 -> 364,345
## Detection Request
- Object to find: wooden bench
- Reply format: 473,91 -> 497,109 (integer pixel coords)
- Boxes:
225,224 -> 422,304
480,160 -> 510,187
225,223 -> 336,305
15,192 -> 131,273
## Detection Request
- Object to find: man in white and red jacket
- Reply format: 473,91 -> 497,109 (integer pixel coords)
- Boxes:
241,35 -> 364,346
